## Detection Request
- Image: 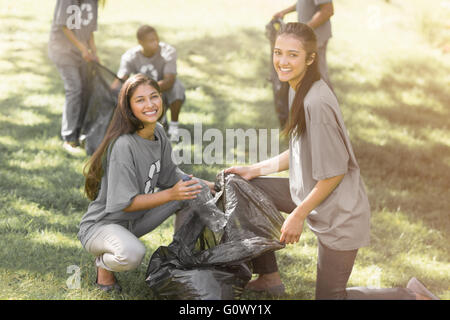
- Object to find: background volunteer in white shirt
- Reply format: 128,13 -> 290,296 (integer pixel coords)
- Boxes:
48,0 -> 101,153
112,25 -> 186,141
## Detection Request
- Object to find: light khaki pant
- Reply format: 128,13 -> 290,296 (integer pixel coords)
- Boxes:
85,201 -> 189,272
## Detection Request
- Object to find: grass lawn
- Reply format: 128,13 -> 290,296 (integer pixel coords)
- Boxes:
0,0 -> 449,300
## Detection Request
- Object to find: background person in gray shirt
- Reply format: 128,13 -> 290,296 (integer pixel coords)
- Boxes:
79,74 -> 214,292
273,0 -> 334,90
112,25 -> 186,141
225,23 -> 438,300
48,0 -> 101,153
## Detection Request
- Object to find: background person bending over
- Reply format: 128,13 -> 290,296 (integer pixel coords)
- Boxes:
48,0 -> 102,153
112,25 -> 185,141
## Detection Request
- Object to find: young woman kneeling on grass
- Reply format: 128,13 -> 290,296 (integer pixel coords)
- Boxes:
78,74 -> 214,292
225,23 -> 439,300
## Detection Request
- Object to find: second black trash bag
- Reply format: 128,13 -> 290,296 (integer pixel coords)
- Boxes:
145,172 -> 285,300
80,62 -> 123,155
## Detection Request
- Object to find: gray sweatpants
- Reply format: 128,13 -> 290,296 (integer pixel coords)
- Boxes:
317,40 -> 333,92
84,200 -> 189,272
250,176 -> 416,300
55,62 -> 89,142
162,78 -> 186,106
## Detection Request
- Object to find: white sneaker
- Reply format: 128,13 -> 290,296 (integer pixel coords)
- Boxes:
168,121 -> 179,141
62,141 -> 84,155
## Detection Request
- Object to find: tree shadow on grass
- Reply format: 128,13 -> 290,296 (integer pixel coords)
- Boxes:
0,101 -> 62,142
329,57 -> 450,249
331,55 -> 449,128
174,28 -> 277,127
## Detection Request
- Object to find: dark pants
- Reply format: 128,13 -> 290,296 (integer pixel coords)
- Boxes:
55,62 -> 89,142
249,176 -> 416,300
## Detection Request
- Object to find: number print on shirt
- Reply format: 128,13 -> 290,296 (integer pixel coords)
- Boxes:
139,64 -> 158,81
66,3 -> 93,30
144,160 -> 161,194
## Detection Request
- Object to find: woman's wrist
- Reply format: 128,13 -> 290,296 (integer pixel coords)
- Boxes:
249,164 -> 262,179
165,187 -> 176,202
292,203 -> 309,221
251,156 -> 282,177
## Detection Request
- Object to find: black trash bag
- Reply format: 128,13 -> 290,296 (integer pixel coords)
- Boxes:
145,172 -> 285,300
265,18 -> 290,127
181,176 -> 228,233
81,62 -> 123,155
145,210 -> 252,300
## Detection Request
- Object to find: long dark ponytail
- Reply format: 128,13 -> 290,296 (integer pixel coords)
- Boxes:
83,74 -> 161,200
278,23 -> 321,139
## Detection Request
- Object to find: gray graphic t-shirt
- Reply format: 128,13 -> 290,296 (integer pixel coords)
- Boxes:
117,43 -> 177,81
288,80 -> 370,250
297,0 -> 332,47
48,0 -> 98,66
77,124 -> 185,247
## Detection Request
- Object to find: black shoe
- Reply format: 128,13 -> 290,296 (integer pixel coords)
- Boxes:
245,281 -> 286,297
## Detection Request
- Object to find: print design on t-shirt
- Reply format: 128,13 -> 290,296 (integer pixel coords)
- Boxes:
144,160 -> 161,194
139,64 -> 158,81
66,3 -> 94,29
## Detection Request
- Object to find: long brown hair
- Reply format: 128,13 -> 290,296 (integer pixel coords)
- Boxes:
278,23 -> 321,138
83,74 -> 161,200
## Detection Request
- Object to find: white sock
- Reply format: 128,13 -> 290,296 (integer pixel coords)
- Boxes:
169,121 -> 179,127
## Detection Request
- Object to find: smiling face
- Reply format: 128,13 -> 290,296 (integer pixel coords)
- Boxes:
273,34 -> 315,89
129,83 -> 163,127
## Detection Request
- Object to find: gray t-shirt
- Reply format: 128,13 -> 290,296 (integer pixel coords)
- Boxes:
77,123 -> 185,247
48,0 -> 98,66
288,80 -> 370,250
117,43 -> 177,81
297,0 -> 332,47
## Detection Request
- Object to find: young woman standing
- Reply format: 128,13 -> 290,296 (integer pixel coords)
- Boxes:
225,23 -> 438,300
